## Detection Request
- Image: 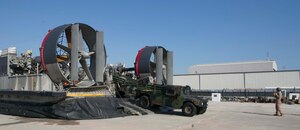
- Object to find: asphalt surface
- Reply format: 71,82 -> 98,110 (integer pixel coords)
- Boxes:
0,102 -> 299,130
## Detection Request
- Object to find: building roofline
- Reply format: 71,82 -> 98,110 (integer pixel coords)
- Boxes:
175,70 -> 300,76
190,60 -> 276,68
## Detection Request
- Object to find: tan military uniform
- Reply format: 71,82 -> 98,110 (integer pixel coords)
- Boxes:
274,91 -> 283,116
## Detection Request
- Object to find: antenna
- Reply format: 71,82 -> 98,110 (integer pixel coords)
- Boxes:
267,52 -> 270,61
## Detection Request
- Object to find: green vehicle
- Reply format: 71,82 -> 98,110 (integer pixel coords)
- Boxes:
113,75 -> 208,116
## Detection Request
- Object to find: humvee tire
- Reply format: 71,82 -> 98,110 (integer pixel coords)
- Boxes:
138,95 -> 151,109
196,107 -> 207,114
182,102 -> 196,117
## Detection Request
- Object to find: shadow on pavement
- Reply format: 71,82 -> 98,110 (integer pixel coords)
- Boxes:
0,121 -> 28,127
153,110 -> 184,116
0,116 -> 79,127
289,114 -> 300,117
242,112 -> 275,116
149,107 -> 184,116
243,112 -> 300,117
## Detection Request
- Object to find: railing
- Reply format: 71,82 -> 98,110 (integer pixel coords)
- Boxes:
192,88 -> 300,103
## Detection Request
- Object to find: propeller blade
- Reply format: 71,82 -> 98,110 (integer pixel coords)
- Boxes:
88,51 -> 95,56
59,61 -> 70,78
79,59 -> 94,81
57,44 -> 71,54
79,51 -> 95,59
65,29 -> 72,48
150,61 -> 156,68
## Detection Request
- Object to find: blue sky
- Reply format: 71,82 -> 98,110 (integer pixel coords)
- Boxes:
0,0 -> 299,74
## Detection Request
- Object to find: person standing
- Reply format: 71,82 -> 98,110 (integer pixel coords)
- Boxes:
274,87 -> 283,116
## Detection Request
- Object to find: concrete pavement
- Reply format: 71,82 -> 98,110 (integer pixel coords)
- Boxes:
0,102 -> 299,130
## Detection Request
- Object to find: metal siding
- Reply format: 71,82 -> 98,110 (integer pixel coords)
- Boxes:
245,72 -> 300,88
0,76 -> 8,89
175,70 -> 300,90
40,74 -> 55,91
173,75 -> 199,90
3,74 -> 55,91
200,74 -> 244,89
189,61 -> 275,74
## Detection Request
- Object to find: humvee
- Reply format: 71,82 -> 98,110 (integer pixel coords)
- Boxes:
113,75 -> 208,116
136,84 -> 208,116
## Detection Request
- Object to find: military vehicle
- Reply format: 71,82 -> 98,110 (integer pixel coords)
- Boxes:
113,74 -> 208,117
110,46 -> 208,117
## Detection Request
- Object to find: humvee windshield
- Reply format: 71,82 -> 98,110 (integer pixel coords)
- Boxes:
183,86 -> 191,95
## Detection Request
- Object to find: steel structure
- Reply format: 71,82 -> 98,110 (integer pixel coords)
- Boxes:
0,23 -> 178,119
134,46 -> 173,85
40,23 -> 106,87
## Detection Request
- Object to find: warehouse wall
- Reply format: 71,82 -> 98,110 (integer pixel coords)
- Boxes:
200,74 -> 244,89
245,71 -> 300,88
173,75 -> 199,90
174,70 -> 300,90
